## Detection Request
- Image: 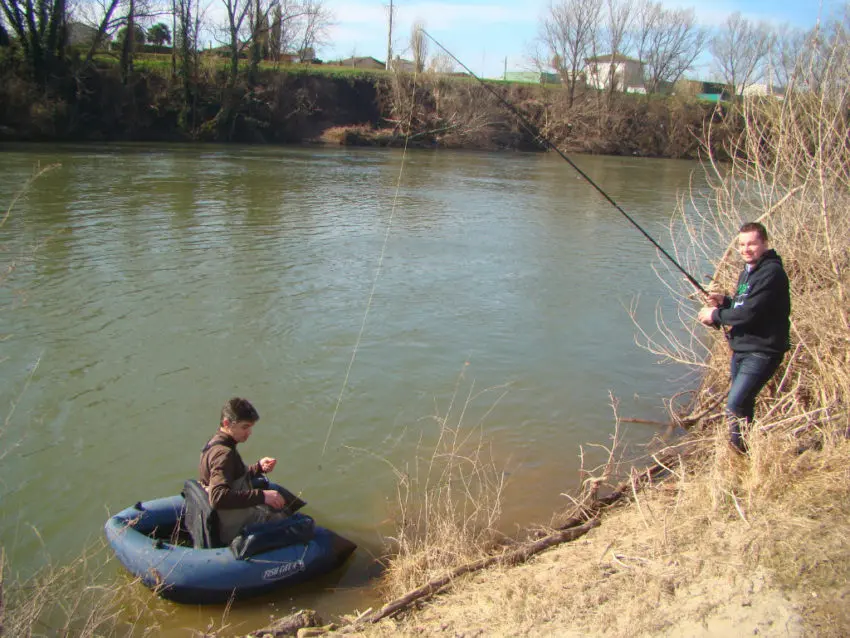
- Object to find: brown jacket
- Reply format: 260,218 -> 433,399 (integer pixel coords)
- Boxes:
199,431 -> 265,509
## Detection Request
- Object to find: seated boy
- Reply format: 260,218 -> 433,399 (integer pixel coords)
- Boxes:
199,397 -> 287,544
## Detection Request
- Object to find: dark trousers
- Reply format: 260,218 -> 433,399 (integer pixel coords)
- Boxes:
727,351 -> 783,451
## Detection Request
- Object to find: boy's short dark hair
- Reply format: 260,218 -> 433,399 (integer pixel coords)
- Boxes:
221,397 -> 259,424
739,222 -> 768,242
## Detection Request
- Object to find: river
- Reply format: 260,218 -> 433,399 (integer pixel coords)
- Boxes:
0,143 -> 704,634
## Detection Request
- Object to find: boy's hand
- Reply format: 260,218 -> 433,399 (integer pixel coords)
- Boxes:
704,292 -> 725,308
259,457 -> 277,473
263,490 -> 286,509
697,306 -> 717,326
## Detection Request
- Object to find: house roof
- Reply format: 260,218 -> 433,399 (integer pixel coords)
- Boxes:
585,54 -> 642,64
338,56 -> 385,67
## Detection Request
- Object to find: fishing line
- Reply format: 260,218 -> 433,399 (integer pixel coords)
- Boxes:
421,29 -> 708,296
317,69 -> 422,465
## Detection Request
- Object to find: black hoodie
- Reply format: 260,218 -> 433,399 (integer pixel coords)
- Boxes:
711,249 -> 791,354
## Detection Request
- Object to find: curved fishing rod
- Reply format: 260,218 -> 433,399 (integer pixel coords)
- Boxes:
421,29 -> 708,296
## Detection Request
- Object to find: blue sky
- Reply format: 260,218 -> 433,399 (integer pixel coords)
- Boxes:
321,0 -> 842,79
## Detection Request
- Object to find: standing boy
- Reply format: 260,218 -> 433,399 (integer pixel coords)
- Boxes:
697,222 -> 791,452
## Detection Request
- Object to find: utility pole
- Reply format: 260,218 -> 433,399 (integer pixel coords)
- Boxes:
386,0 -> 393,70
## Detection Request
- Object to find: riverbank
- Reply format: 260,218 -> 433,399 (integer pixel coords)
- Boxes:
0,61 -> 734,159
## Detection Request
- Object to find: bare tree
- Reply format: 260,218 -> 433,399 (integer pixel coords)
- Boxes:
410,19 -> 426,72
293,0 -> 330,61
634,0 -> 705,95
768,23 -> 806,91
385,0 -> 394,70
247,0 -> 272,82
73,0 -> 160,70
217,0 -> 251,88
539,0 -> 603,108
600,0 -> 633,97
795,13 -> 849,95
265,0 -> 331,63
710,11 -> 772,98
428,51 -> 455,74
172,0 -> 206,127
0,0 -> 67,83
119,0 -> 137,82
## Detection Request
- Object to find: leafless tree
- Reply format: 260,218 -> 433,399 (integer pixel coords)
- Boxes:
247,0 -> 272,81
217,0 -> 251,88
710,11 -> 772,98
172,0 -> 206,125
265,0 -> 330,63
428,51 -> 455,74
767,24 -> 806,92
410,19 -> 427,72
539,0 -> 603,108
73,0 -> 160,69
293,0 -> 330,61
0,0 -> 67,83
119,0 -> 138,82
600,0 -> 633,97
795,13 -> 849,95
634,0 -> 705,94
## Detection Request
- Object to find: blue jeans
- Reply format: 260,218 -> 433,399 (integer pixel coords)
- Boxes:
727,351 -> 783,451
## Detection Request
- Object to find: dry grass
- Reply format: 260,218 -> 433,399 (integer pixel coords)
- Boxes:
355,424 -> 850,637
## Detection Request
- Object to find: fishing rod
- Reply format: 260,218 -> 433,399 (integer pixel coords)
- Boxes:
420,30 -> 709,296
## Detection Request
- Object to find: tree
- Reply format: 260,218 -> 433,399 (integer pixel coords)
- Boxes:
710,11 -> 772,98
117,23 -> 147,46
172,0 -> 206,128
293,0 -> 330,63
634,0 -> 706,94
247,0 -> 272,82
600,0 -> 633,97
539,0 -> 603,108
767,24 -> 806,92
218,0 -> 251,88
147,22 -> 171,46
75,0 -> 123,68
794,14 -> 849,95
265,0 -> 332,64
410,19 -> 427,72
0,0 -> 67,83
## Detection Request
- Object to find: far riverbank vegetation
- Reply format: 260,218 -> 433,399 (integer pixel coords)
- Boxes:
2,4 -> 849,637
0,0 -> 846,157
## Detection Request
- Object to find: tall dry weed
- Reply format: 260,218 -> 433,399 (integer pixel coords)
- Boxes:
377,373 -> 510,599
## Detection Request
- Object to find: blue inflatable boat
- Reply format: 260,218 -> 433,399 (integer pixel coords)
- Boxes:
104,479 -> 356,604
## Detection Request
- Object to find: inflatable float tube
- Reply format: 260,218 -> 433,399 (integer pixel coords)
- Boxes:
104,484 -> 356,604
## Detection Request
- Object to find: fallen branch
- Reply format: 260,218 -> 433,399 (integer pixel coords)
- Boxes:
621,417 -> 671,427
339,518 -> 600,631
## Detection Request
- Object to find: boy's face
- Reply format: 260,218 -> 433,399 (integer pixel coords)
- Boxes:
737,230 -> 768,265
222,418 -> 256,443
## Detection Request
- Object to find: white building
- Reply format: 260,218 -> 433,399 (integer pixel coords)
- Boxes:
584,54 -> 645,93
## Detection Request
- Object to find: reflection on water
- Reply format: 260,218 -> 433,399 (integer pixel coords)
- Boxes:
0,143 -> 703,631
